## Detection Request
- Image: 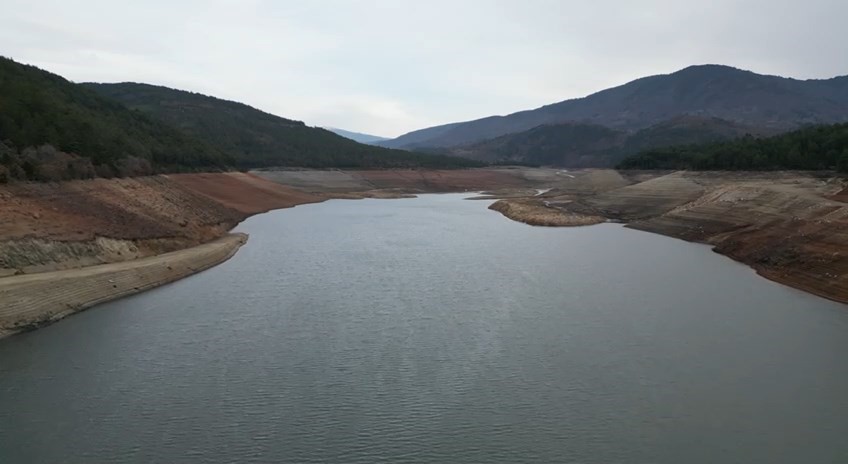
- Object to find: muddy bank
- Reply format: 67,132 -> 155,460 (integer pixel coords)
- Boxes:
0,172 -> 323,335
489,199 -> 605,226
0,168 -> 552,275
0,168 -> 550,336
0,172 -> 321,274
0,234 -> 247,339
4,166 -> 845,337
251,167 -> 560,193
493,170 -> 848,305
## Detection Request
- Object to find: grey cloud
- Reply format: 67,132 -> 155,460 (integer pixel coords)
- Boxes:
1,0 -> 845,137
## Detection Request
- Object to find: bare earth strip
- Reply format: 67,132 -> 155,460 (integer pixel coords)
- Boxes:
2,168 -> 846,338
485,170 -> 848,305
489,199 -> 605,226
0,233 -> 247,339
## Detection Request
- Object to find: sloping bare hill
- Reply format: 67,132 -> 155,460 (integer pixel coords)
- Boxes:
829,186 -> 848,203
0,176 -> 240,243
253,167 -> 557,193
168,172 -> 322,214
630,175 -> 843,239
582,171 -> 707,219
251,170 -> 374,192
545,169 -> 637,196
0,173 -> 321,274
632,177 -> 848,303
491,169 -> 848,304
351,169 -> 537,192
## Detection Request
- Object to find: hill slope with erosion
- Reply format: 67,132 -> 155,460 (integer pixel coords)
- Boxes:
2,167 -> 846,337
0,168 -> 552,276
0,172 -> 320,275
489,170 -> 848,304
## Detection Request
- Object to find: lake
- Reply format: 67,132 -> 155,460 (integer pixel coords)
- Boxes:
2,194 -> 847,463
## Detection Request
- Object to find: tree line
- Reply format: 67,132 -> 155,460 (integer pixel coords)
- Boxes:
617,123 -> 848,172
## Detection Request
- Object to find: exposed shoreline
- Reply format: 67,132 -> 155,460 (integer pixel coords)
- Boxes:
0,233 -> 247,339
0,168 -> 543,338
486,170 -> 848,306
488,198 -> 606,227
492,196 -> 848,305
1,167 -> 845,339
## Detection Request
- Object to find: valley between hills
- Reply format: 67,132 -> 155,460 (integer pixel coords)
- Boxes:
1,167 -> 847,337
2,56 -> 848,337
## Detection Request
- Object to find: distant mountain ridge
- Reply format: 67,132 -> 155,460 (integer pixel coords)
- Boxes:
326,128 -> 389,144
382,65 -> 848,149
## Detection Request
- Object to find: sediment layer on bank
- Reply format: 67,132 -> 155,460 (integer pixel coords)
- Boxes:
251,167 -> 559,193
496,170 -> 848,304
0,168 -> 554,336
0,233 -> 247,339
489,199 -> 605,226
2,167 -> 845,339
0,168 -> 554,278
0,172 -> 321,274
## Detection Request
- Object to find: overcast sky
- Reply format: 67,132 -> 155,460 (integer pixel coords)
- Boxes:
2,0 -> 846,137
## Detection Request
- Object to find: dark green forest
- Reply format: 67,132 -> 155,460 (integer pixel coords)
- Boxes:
83,82 -> 480,170
455,116 -> 763,167
0,57 -> 479,183
617,123 -> 848,172
0,57 -> 233,182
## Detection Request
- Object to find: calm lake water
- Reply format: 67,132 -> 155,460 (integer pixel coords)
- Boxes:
2,194 -> 848,463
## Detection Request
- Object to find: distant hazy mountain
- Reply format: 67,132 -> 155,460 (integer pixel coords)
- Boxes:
454,115 -> 764,167
84,82 -> 481,169
326,128 -> 389,145
382,65 -> 848,149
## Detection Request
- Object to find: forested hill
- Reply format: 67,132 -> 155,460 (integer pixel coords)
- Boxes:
0,56 -> 232,181
617,123 -> 848,172
450,115 -> 762,167
84,82 -> 480,169
0,57 -> 480,183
